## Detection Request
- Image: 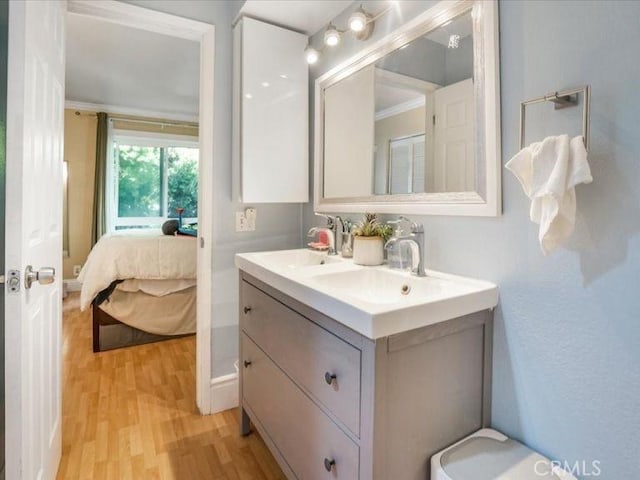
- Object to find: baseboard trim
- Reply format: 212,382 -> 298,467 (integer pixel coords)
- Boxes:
210,373 -> 239,414
64,279 -> 82,292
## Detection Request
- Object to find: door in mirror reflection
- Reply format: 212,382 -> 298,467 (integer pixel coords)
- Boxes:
373,10 -> 475,195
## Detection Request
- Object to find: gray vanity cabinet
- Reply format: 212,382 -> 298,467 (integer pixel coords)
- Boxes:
238,271 -> 493,480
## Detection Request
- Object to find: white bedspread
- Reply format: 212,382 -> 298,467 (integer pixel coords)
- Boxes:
78,230 -> 197,311
116,279 -> 197,297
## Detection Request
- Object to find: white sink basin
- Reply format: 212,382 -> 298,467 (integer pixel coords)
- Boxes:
258,249 -> 340,269
308,268 -> 452,306
235,249 -> 498,339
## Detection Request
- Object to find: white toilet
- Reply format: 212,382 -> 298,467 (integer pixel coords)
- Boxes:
431,429 -> 578,480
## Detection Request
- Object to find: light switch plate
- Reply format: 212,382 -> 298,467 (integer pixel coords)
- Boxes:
236,208 -> 257,232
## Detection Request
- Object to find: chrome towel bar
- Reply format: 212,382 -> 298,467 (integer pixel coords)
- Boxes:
519,85 -> 591,151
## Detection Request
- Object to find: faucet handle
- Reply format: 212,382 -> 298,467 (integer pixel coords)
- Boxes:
410,222 -> 424,233
315,212 -> 335,229
398,216 -> 423,233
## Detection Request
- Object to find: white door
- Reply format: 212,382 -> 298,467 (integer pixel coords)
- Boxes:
5,1 -> 65,478
433,78 -> 475,192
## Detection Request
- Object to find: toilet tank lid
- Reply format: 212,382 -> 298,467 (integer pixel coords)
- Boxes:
437,429 -> 578,480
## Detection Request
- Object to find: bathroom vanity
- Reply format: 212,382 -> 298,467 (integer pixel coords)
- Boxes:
236,250 -> 498,480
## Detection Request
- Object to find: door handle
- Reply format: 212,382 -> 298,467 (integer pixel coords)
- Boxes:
25,265 -> 55,289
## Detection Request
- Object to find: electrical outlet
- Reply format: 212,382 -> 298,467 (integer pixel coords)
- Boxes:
73,265 -> 82,277
235,208 -> 257,232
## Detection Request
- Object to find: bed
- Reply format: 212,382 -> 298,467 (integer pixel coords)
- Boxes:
78,230 -> 197,352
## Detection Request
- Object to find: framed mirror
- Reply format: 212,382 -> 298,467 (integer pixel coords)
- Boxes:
314,0 -> 501,216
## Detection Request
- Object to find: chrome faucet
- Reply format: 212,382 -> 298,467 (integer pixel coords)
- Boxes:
384,216 -> 427,277
309,213 -> 342,255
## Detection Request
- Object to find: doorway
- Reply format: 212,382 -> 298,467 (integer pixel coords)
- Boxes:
65,0 -> 215,414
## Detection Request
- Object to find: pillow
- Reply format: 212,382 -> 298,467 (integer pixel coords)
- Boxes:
161,219 -> 179,235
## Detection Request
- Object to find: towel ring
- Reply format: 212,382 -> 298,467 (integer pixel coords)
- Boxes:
519,85 -> 591,151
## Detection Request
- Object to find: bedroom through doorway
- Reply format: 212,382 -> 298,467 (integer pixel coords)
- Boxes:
58,3 -> 217,473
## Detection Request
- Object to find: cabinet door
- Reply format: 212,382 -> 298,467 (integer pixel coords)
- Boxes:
238,17 -> 308,203
242,334 -> 360,480
242,280 -> 362,436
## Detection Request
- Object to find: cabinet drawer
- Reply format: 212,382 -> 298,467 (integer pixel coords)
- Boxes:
242,334 -> 359,480
241,281 -> 361,435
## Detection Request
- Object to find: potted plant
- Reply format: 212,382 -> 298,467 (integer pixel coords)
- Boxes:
352,213 -> 393,266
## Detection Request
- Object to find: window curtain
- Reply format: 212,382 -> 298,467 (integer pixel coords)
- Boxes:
91,112 -> 109,246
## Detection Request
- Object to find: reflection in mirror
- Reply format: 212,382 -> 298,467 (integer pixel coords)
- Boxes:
322,10 -> 476,200
324,65 -> 375,199
316,0 -> 501,216
373,10 -> 474,195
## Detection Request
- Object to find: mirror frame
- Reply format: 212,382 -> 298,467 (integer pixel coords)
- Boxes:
314,0 -> 501,216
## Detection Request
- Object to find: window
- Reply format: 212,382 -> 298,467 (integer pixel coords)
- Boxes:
389,134 -> 425,194
110,133 -> 199,230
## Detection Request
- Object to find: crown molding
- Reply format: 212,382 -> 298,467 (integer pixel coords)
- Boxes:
375,97 -> 426,121
64,100 -> 199,123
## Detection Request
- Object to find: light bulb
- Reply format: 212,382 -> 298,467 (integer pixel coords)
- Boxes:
324,24 -> 341,47
304,46 -> 319,65
349,11 -> 367,32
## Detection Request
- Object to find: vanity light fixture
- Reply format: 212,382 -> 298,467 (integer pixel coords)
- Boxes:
324,24 -> 342,47
348,8 -> 368,32
304,45 -> 320,64
348,6 -> 374,40
305,2 -> 393,65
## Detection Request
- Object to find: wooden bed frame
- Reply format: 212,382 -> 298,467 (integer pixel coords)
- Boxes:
92,301 -> 192,352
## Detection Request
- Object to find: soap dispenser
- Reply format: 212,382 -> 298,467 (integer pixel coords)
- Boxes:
385,219 -> 412,270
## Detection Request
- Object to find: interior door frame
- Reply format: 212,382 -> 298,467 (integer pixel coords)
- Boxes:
66,0 -> 216,414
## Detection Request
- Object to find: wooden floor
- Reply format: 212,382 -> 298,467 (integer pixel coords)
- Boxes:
57,293 -> 285,480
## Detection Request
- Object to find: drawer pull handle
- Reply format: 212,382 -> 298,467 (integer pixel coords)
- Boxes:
324,458 -> 336,472
324,372 -> 337,385
244,360 -> 252,368
243,306 -> 252,314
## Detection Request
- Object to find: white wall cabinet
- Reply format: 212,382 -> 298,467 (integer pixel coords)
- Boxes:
233,17 -> 308,203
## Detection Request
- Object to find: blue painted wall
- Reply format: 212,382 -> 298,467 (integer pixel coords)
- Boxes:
305,1 -> 640,477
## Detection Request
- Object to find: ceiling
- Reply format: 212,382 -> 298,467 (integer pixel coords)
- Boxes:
239,0 -> 352,35
65,1 -> 353,118
376,82 -> 423,113
426,11 -> 473,46
65,13 -> 200,119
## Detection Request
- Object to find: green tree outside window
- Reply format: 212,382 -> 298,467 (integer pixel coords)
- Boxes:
116,143 -> 198,223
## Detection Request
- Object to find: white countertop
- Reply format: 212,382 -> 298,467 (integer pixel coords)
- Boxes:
235,249 -> 499,340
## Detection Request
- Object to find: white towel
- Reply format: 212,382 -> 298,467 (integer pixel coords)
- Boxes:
506,134 -> 592,255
